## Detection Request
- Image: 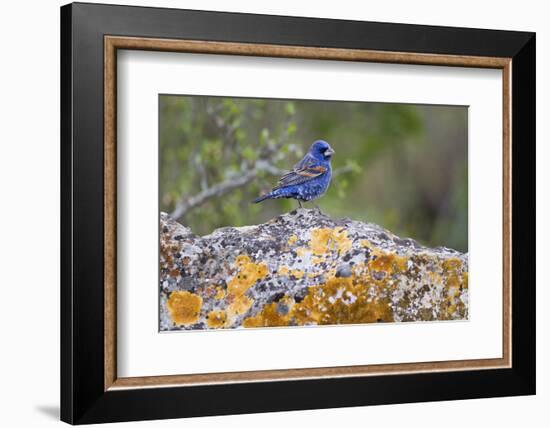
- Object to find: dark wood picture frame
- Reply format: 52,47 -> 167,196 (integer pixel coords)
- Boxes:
61,2 -> 536,424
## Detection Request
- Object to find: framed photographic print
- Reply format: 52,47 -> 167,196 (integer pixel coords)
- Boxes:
60,2 -> 536,424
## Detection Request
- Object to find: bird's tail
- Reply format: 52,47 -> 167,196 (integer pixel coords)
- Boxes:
252,193 -> 272,204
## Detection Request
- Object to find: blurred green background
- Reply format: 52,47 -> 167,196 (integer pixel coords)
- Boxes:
160,95 -> 468,252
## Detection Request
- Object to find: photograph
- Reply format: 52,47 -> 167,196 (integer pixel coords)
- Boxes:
158,95 -> 469,331
53,2 -> 536,424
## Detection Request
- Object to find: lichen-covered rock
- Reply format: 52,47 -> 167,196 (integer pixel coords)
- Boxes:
160,209 -> 468,331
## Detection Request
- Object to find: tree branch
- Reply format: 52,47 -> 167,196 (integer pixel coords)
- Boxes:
332,165 -> 356,177
169,106 -> 357,221
170,169 -> 258,220
169,163 -> 356,220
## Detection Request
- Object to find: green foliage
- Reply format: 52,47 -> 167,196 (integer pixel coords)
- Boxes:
160,95 -> 468,251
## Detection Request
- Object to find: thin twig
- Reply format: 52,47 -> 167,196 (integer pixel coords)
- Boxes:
170,163 -> 355,220
169,106 -> 356,221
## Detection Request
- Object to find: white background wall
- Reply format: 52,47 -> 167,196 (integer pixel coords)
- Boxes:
0,0 -> 546,426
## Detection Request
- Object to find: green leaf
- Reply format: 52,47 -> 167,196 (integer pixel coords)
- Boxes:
242,146 -> 256,162
286,122 -> 297,136
345,159 -> 362,174
260,128 -> 270,143
285,102 -> 296,116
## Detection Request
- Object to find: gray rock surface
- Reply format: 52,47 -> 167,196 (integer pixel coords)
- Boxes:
160,209 -> 468,330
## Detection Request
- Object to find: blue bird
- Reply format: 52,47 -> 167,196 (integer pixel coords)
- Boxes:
253,140 -> 335,209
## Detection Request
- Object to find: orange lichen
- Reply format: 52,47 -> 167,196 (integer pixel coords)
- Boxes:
166,291 -> 202,326
160,206 -> 469,331
461,271 -> 469,289
278,266 -> 305,279
447,285 -> 461,299
206,310 -> 227,328
309,227 -> 352,256
225,250 -> 467,327
437,262 -> 468,320
227,295 -> 253,319
215,287 -> 226,300
310,228 -> 332,255
334,228 -> 353,254
227,255 -> 268,296
278,266 -> 290,276
170,246 -> 467,329
290,269 -> 304,279
441,257 -> 466,291
292,276 -> 393,325
360,239 -> 372,248
311,255 -> 326,265
242,298 -> 293,328
427,270 -> 443,285
240,272 -> 396,329
442,287 -> 467,319
368,253 -> 408,275
446,274 -> 460,289
442,258 -> 462,272
446,303 -> 457,316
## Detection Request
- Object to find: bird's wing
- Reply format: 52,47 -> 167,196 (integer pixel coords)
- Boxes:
275,155 -> 327,188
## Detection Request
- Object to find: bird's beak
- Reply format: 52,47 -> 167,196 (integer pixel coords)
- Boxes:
326,148 -> 335,157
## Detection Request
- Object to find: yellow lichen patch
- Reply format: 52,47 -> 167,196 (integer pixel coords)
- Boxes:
438,266 -> 468,321
461,271 -> 469,289
206,310 -> 227,328
427,270 -> 443,286
369,254 -> 393,273
394,255 -> 409,272
287,234 -> 298,246
311,255 -> 326,265
447,285 -> 461,299
360,239 -> 372,249
278,265 -> 305,279
309,227 -> 352,256
292,276 -> 393,325
215,287 -> 226,300
368,253 -> 408,275
442,258 -> 466,291
226,295 -> 253,319
235,254 -> 250,267
445,274 -> 460,289
442,257 -> 462,272
278,265 -> 290,276
443,291 -> 467,319
310,228 -> 332,255
446,303 -> 457,316
333,227 -> 352,254
290,269 -> 304,279
227,255 -> 268,297
166,291 -> 202,326
242,298 -> 293,328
